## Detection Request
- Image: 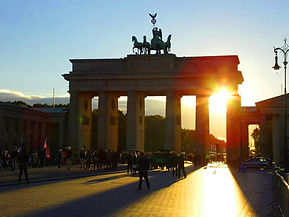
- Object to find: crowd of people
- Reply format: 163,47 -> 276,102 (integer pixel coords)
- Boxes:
78,147 -> 122,171
1,145 -> 189,188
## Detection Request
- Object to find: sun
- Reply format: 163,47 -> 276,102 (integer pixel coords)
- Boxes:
209,88 -> 231,113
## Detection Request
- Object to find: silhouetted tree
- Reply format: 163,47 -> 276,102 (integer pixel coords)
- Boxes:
9,101 -> 31,108
33,103 -> 69,108
145,115 -> 165,152
251,127 -> 261,155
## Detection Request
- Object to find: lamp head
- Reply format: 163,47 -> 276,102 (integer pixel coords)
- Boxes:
273,51 -> 281,71
273,62 -> 281,71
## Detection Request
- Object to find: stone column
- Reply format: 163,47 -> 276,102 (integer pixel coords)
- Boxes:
17,119 -> 23,145
38,121 -> 44,149
26,121 -> 32,152
58,122 -> 64,149
69,91 -> 92,152
98,92 -> 119,151
39,121 -> 46,151
241,122 -> 249,161
0,116 -> 5,149
195,95 -> 210,164
226,94 -> 241,166
272,115 -> 281,165
69,91 -> 80,150
126,92 -> 145,152
259,115 -> 267,156
8,118 -> 16,150
22,120 -> 27,146
33,122 -> 39,151
165,91 -> 181,153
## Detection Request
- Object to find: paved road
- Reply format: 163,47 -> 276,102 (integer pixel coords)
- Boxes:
0,164 -> 274,217
0,164 -> 127,186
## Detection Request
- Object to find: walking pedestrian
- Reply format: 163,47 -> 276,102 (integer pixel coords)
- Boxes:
137,153 -> 150,190
126,152 -> 133,174
177,152 -> 187,178
66,147 -> 72,170
10,146 -> 18,171
56,149 -> 62,168
85,150 -> 92,170
172,152 -> 178,176
92,149 -> 99,171
79,147 -> 86,170
17,146 -> 29,184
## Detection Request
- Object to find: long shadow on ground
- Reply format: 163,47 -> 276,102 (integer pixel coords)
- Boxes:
22,165 -> 200,217
229,166 -> 275,216
0,170 -> 126,194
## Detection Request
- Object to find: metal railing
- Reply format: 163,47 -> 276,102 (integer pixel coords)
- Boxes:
269,167 -> 289,217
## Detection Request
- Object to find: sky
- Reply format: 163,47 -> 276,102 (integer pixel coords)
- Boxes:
1,0 -> 289,140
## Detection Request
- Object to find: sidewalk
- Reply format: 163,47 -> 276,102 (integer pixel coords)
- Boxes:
0,164 -> 127,187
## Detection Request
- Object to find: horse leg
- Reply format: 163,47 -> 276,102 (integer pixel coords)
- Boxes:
164,47 -> 168,54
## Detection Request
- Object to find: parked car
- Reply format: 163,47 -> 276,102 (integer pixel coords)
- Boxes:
241,157 -> 271,169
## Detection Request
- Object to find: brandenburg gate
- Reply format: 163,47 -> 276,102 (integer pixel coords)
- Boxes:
63,15 -> 244,164
63,54 -> 243,163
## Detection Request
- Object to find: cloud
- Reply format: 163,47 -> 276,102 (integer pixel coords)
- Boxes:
0,89 -> 44,100
0,89 -> 69,105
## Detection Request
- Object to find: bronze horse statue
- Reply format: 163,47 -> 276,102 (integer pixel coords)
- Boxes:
151,34 -> 172,54
132,33 -> 171,55
164,34 -> 172,54
142,36 -> 151,54
132,36 -> 143,54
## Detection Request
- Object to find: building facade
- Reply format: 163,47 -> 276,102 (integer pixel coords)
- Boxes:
0,102 -> 68,155
240,94 -> 289,166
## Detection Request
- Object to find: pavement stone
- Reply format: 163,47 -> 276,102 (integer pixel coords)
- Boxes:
0,163 -> 276,217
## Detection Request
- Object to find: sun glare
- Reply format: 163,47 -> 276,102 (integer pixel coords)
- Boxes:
209,88 -> 231,113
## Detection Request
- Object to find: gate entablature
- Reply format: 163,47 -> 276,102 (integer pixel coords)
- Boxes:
64,55 -> 243,95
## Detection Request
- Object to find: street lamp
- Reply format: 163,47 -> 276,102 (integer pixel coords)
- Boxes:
273,38 -> 289,171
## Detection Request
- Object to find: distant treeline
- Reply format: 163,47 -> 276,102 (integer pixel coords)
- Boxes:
8,101 -> 69,108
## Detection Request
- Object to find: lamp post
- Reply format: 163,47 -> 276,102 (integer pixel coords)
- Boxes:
273,38 -> 289,171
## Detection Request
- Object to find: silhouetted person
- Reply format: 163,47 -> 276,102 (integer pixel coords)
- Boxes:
85,150 -> 92,170
177,153 -> 186,178
132,152 -> 138,174
79,147 -> 86,170
17,146 -> 29,184
172,152 -> 178,176
66,147 -> 72,170
56,149 -> 62,168
11,146 -> 18,171
126,152 -> 133,174
137,153 -> 150,190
